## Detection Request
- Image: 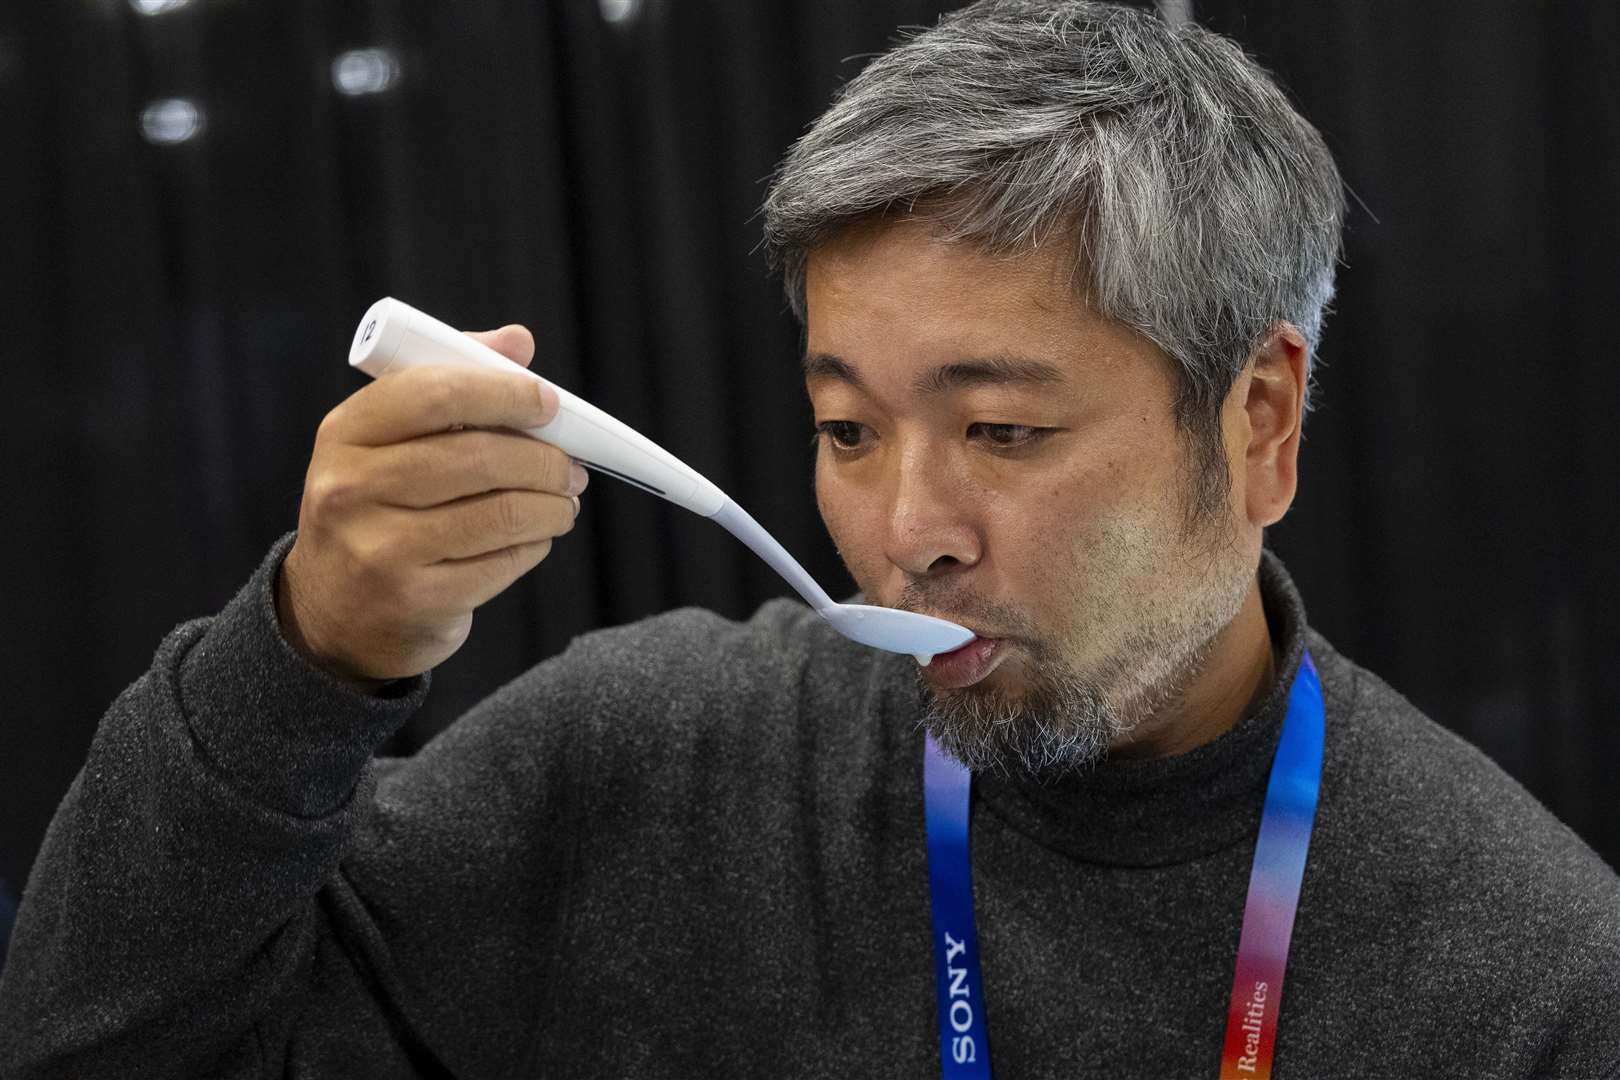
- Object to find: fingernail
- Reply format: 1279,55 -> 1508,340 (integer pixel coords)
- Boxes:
568,462 -> 589,495
535,379 -> 560,423
571,495 -> 581,516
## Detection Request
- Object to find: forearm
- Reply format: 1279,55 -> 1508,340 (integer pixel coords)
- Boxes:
0,535 -> 428,1077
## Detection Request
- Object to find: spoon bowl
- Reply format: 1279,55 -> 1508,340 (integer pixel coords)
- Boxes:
818,603 -> 975,661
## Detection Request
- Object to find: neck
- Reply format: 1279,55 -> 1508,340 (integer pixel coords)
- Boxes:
1107,577 -> 1275,762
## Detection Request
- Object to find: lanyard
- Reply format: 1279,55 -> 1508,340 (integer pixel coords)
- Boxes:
923,650 -> 1325,1079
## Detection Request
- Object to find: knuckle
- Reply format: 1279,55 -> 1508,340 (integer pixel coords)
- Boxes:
362,448 -> 402,496
304,471 -> 356,519
315,406 -> 345,445
487,538 -> 550,588
491,490 -> 528,538
494,543 -> 528,580
506,375 -> 532,417
413,370 -> 460,427
348,530 -> 395,574
464,433 -> 499,485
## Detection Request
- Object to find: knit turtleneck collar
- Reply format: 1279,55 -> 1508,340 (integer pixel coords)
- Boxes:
936,550 -> 1309,869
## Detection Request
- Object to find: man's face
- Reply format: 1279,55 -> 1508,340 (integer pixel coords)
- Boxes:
804,219 -> 1257,775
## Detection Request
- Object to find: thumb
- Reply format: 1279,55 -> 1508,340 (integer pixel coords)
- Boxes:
463,324 -> 536,369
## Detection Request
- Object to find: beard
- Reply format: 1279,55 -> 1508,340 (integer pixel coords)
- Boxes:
909,488 -> 1253,780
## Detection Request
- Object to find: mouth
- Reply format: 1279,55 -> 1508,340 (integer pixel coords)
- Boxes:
917,635 -> 1005,690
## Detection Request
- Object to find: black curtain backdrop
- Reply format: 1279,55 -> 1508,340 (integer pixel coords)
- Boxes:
2,0 -> 1616,920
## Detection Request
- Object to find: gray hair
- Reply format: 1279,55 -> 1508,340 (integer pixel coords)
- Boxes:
762,0 -> 1346,508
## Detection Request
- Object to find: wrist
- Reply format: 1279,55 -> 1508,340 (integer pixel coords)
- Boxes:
274,553 -> 391,696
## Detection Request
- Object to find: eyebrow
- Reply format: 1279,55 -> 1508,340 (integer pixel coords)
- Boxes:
802,352 -> 1067,396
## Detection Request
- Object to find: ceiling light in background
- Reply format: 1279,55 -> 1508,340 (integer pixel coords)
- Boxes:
129,0 -> 195,15
599,0 -> 642,26
331,47 -> 401,97
140,98 -> 204,144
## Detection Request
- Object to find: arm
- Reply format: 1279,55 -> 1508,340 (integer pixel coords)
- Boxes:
0,535 -> 432,1077
1,325 -> 588,1076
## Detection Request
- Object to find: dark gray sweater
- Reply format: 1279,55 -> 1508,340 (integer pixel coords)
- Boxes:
1,535 -> 1617,1078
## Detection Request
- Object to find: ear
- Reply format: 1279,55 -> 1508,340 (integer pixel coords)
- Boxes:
1236,322 -> 1308,528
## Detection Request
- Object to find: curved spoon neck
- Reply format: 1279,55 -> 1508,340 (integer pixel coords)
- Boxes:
708,498 -> 839,613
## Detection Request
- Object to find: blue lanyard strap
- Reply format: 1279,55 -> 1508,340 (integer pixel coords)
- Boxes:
924,733 -> 994,1076
923,649 -> 1325,1079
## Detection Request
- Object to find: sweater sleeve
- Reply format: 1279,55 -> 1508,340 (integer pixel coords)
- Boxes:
0,532 -> 435,1077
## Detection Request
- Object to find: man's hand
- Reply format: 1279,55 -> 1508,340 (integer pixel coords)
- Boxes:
276,325 -> 587,691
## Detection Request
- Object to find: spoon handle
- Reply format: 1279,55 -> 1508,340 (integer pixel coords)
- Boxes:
349,297 -> 726,517
347,298 -> 836,614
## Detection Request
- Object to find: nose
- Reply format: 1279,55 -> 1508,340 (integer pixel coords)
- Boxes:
882,443 -> 982,579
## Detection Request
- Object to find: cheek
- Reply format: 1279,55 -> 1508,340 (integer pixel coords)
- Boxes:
813,460 -> 837,538
985,450 -> 1154,592
993,488 -> 1091,593
814,457 -> 872,564
996,451 -> 1126,539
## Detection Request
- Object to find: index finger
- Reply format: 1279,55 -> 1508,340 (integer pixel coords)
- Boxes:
332,365 -> 560,447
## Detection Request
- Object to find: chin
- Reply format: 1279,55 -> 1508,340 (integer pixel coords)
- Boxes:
915,660 -> 1131,778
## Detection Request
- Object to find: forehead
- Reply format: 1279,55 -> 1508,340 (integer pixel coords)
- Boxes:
806,218 -> 1077,324
803,218 -> 1162,386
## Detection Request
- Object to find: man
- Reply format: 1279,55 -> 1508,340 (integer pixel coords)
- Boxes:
1,2 -> 1615,1076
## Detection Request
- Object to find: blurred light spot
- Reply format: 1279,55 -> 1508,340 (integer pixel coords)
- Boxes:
331,47 -> 401,96
140,98 -> 204,144
599,0 -> 642,25
130,0 -> 194,14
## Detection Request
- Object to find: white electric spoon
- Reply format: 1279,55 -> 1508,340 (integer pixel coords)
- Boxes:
347,298 -> 974,663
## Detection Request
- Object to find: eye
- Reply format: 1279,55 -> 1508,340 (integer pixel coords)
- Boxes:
813,420 -> 868,451
969,423 -> 1049,449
